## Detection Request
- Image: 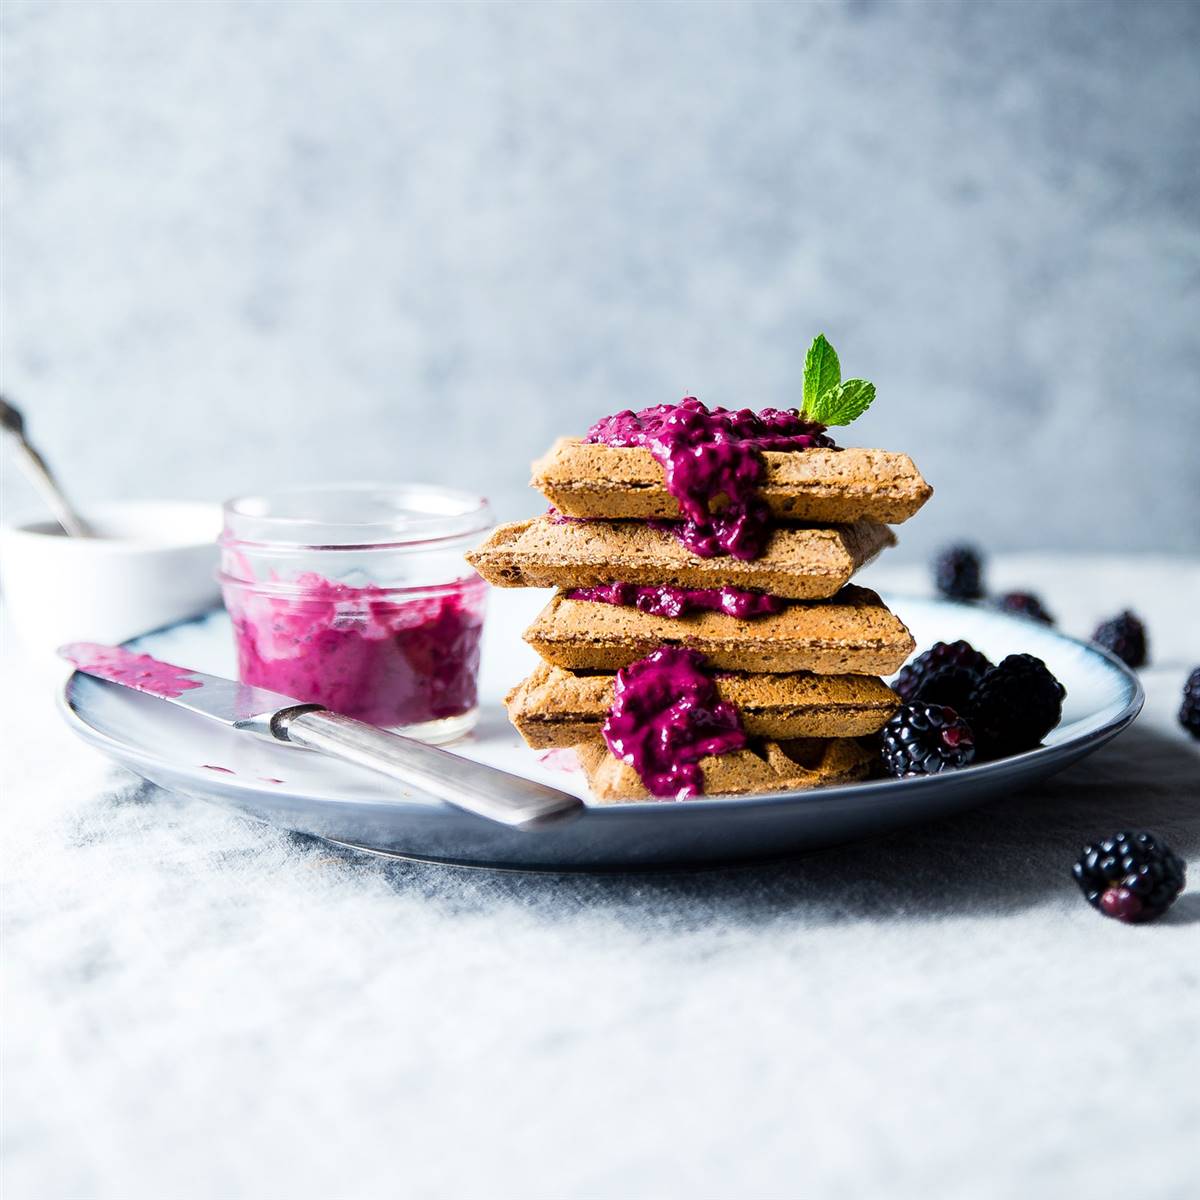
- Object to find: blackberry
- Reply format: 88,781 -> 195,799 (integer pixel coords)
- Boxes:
968,653 -> 1066,759
1092,610 -> 1148,668
934,544 -> 984,601
1180,667 -> 1200,739
994,591 -> 1055,625
909,665 -> 980,714
894,640 -> 993,703
880,703 -> 976,777
1073,831 -> 1186,923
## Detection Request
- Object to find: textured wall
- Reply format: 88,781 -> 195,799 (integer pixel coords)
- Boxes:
2,0 -> 1198,556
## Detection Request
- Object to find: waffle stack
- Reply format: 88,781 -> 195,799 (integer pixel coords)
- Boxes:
468,434 -> 931,803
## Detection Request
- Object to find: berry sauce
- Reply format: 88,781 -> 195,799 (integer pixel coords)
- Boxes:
60,643 -> 202,699
566,582 -> 786,619
601,645 -> 747,799
585,397 -> 833,560
225,573 -> 485,729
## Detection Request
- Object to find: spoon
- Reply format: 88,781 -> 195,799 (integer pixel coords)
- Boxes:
0,396 -> 94,538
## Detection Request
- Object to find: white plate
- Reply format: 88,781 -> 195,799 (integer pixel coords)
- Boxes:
60,589 -> 1143,870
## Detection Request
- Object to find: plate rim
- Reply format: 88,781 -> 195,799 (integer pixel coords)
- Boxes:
58,595 -> 1145,816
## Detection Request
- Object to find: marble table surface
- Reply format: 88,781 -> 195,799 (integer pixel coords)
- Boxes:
3,554 -> 1198,1200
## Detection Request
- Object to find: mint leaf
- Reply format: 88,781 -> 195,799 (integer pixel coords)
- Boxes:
807,378 -> 876,426
803,334 -> 840,414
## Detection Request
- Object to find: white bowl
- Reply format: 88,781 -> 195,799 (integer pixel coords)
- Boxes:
0,500 -> 222,665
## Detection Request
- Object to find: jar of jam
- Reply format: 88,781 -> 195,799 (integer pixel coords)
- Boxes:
219,484 -> 492,743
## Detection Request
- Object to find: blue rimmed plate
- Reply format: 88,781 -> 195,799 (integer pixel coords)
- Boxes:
60,589 -> 1142,870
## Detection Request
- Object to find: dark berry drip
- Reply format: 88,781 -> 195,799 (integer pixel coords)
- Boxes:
546,507 -> 595,525
566,582 -> 786,619
646,515 -> 774,560
601,645 -> 747,799
585,397 -> 833,560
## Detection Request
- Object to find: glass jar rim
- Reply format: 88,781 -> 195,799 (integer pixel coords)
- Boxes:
221,482 -> 493,549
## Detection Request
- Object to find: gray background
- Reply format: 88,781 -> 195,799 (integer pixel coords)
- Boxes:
3,0 -> 1198,556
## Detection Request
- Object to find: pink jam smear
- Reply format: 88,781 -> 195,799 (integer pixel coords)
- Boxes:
224,573 -> 485,729
602,646 -> 747,800
537,747 -> 581,774
566,582 -> 786,619
60,642 -> 202,698
546,507 -> 594,525
585,397 -> 833,560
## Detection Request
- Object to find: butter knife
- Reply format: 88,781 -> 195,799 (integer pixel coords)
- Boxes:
60,642 -> 584,830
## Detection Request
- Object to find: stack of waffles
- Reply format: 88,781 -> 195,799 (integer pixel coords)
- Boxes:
468,431 -> 932,803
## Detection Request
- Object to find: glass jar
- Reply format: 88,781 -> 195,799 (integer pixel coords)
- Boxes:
218,484 -> 492,743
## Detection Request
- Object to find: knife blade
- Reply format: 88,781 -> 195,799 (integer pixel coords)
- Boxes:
59,642 -> 585,830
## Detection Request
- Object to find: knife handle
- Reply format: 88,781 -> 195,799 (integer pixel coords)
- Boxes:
275,708 -> 585,831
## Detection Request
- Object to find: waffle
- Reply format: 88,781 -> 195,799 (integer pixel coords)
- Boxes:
575,736 -> 876,803
466,516 -> 895,601
522,584 -> 915,675
532,439 -> 932,525
506,661 -> 899,748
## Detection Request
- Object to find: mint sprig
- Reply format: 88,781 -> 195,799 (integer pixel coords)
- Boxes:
802,334 -> 841,413
808,377 -> 876,425
801,333 -> 876,426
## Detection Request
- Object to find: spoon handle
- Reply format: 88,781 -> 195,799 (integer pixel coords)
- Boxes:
0,397 -> 94,538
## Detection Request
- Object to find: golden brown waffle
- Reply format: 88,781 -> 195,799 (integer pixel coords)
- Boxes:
506,662 -> 899,748
575,736 -> 876,803
466,516 -> 895,600
532,438 -> 932,525
523,584 -> 914,674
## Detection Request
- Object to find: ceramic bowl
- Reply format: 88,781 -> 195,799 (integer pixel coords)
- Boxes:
1,500 -> 222,665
